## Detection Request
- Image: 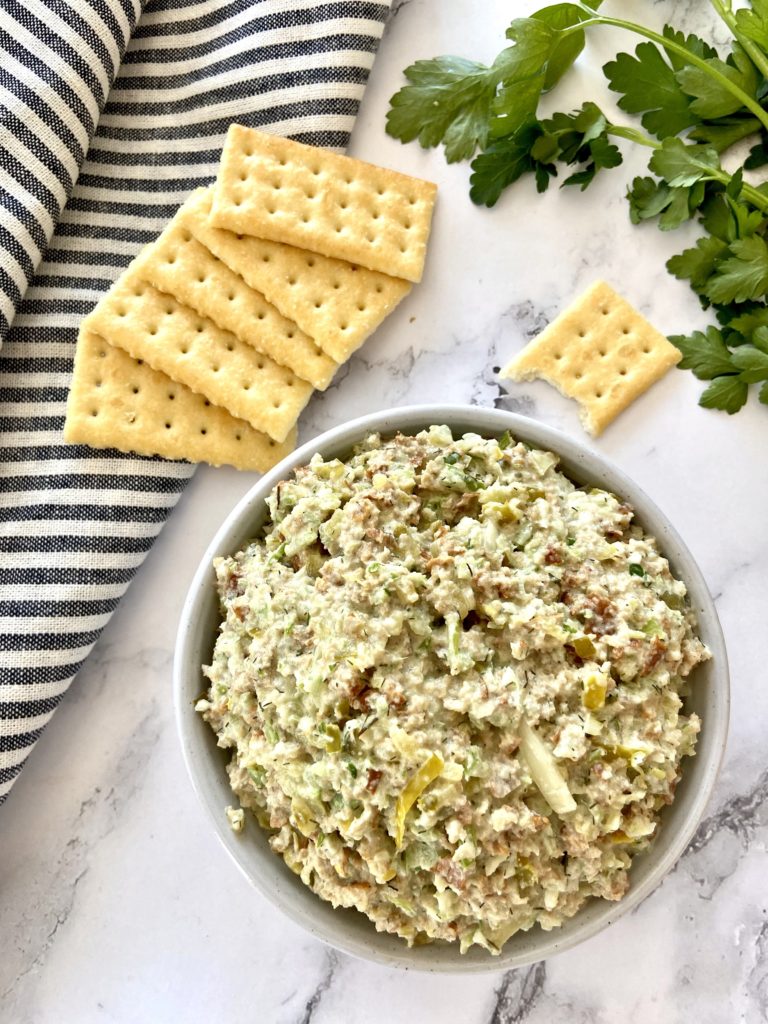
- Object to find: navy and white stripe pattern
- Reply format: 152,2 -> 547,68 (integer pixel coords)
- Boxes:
0,0 -> 391,803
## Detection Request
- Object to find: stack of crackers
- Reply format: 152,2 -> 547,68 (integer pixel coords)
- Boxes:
64,125 -> 438,472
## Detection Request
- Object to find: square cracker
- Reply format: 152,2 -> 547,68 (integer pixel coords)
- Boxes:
64,328 -> 296,472
210,125 -> 438,284
181,188 -> 412,365
82,270 -> 312,444
130,206 -> 337,391
500,280 -> 682,436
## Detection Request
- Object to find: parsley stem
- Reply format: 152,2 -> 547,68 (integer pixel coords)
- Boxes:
708,0 -> 768,83
605,125 -> 657,149
604,123 -> 768,213
568,10 -> 768,136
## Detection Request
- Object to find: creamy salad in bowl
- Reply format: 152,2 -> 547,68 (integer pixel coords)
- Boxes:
197,425 -> 709,955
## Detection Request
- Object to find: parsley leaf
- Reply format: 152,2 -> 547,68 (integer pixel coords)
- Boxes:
659,26 -> 718,70
676,46 -> 759,119
760,381 -> 768,404
730,345 -> 768,381
699,375 -> 750,413
545,103 -> 622,189
469,120 -> 554,207
735,0 -> 768,53
669,327 -> 736,379
385,54 -> 514,163
648,138 -> 720,188
667,236 -> 729,290
628,180 -> 706,232
752,325 -> 768,353
745,135 -> 768,168
729,307 -> 768,341
705,235 -> 768,304
603,40 -> 698,139
529,3 -> 590,91
690,116 -> 763,153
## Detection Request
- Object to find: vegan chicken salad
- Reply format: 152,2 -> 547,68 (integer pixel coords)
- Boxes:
198,426 -> 709,954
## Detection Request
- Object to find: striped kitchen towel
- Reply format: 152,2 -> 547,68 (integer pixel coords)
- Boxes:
0,0 -> 392,804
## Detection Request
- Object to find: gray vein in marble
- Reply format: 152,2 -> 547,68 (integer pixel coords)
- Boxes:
746,919 -> 768,1013
296,950 -> 338,1024
388,0 -> 415,20
684,765 -> 768,860
488,962 -> 546,1024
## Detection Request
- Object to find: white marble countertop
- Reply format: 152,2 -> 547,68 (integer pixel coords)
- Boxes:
3,1 -> 767,1021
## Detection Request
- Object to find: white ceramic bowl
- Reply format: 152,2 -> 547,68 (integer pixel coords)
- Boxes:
174,405 -> 729,973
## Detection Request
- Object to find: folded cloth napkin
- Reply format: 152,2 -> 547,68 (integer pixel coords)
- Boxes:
0,0 -> 392,803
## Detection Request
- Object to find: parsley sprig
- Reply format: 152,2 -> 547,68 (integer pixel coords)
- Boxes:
386,0 -> 768,415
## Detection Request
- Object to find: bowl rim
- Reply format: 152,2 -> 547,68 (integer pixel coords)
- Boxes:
173,404 -> 729,973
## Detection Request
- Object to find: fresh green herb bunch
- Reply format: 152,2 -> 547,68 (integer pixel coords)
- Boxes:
386,0 -> 768,415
